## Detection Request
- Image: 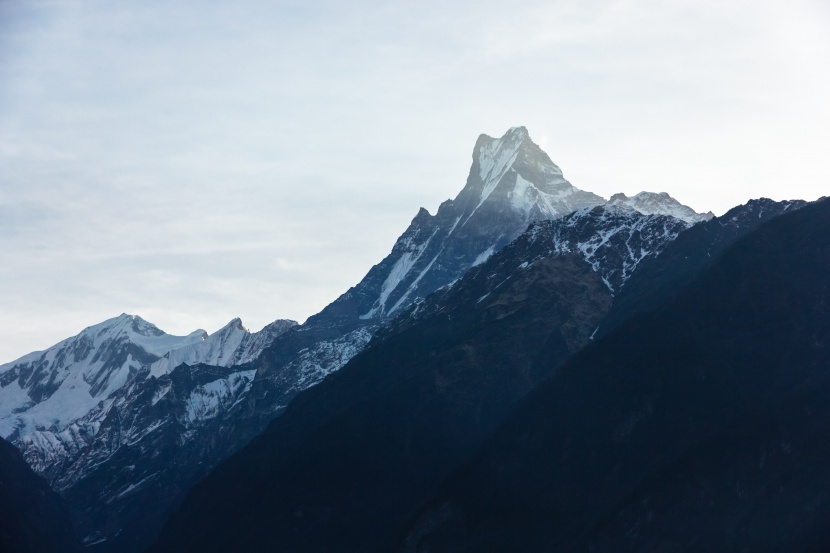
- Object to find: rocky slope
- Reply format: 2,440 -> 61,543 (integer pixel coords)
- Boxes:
399,197 -> 830,553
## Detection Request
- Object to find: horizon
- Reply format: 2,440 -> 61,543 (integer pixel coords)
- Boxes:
1,0 -> 828,362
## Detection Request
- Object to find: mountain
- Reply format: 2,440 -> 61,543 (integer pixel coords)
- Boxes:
2,315 -> 295,478
399,198 -> 830,552
146,206 -> 699,553
146,194 -> 806,553
0,436 -> 81,553
0,314 -> 207,440
0,126 -> 713,553
607,191 -> 714,224
51,126 -> 619,552
309,126 -> 606,323
596,197 -> 806,335
0,314 -> 295,551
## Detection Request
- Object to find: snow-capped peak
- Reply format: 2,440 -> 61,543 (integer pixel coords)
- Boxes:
147,317 -> 296,377
0,314 -> 295,440
452,126 -> 606,229
469,126 -> 578,210
607,192 -> 714,224
323,126 -> 607,323
0,314 -> 208,439
77,314 -> 208,357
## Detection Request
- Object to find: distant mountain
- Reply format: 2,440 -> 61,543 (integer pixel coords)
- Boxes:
398,198 -> 830,552
0,314 -> 207,440
607,191 -> 714,224
0,436 -> 80,553
1,315 -> 295,478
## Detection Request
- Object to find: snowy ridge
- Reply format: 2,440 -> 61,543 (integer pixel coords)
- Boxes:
607,192 -> 714,224
0,314 -> 295,441
0,314 -> 206,439
381,206 -> 691,341
533,205 -> 691,292
336,126 -> 605,324
1,314 -> 295,490
19,361 -> 265,491
149,318 -> 297,376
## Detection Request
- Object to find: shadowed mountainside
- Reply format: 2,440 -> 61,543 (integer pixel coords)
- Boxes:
401,198 -> 830,552
0,437 -> 81,553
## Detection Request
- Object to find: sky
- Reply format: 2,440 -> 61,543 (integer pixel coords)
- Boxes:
1,0 -> 828,362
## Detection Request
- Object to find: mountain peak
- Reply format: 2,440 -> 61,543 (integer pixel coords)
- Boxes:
458,127 -> 604,222
317,127 -> 606,323
607,191 -> 714,224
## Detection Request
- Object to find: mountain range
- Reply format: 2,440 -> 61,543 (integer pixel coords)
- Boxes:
0,126 -> 816,553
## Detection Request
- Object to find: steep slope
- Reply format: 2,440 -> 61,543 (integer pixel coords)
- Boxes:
597,197 -> 806,335
147,207 -> 689,553
0,314 -> 207,440
0,437 -> 81,553
6,316 -> 295,482
400,198 -> 830,552
309,126 -> 605,324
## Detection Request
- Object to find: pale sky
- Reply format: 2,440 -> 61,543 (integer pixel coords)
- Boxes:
1,0 -> 828,362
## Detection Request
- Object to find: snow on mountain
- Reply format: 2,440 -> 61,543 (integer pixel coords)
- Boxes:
0,314 -> 206,439
312,126 -> 606,325
149,318 -> 297,377
542,205 -> 692,292
1,126 -> 719,553
607,192 -> 714,224
386,205 -> 692,339
0,314 -> 295,474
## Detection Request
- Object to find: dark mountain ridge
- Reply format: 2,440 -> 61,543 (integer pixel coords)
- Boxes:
146,196 -> 797,552
400,197 -> 830,552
